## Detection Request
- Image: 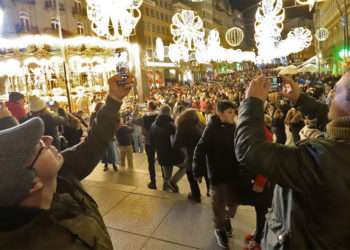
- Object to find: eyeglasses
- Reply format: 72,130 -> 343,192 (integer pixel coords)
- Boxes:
26,141 -> 46,169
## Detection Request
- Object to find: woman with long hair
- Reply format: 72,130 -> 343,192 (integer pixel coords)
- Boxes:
174,109 -> 206,202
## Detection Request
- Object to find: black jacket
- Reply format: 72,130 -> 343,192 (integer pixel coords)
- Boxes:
193,115 -> 239,185
235,94 -> 350,250
134,112 -> 158,145
150,115 -> 178,166
116,125 -> 133,146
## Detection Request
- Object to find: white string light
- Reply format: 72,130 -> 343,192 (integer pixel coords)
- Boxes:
170,9 -> 205,51
86,0 -> 143,40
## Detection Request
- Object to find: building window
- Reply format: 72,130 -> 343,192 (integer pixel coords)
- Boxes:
152,23 -> 156,32
145,7 -> 149,16
74,0 -> 82,12
51,17 -> 60,30
77,22 -> 84,34
19,11 -> 30,32
151,9 -> 154,17
157,25 -> 160,33
156,11 -> 159,19
161,26 -> 165,34
160,13 -> 164,20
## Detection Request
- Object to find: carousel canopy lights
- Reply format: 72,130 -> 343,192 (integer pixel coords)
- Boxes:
225,27 -> 245,47
170,9 -> 205,51
0,35 -> 131,50
86,0 -> 143,41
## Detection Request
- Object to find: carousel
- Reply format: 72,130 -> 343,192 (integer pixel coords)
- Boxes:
0,35 -> 142,112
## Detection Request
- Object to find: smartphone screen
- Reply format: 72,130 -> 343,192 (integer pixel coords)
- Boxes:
115,49 -> 130,85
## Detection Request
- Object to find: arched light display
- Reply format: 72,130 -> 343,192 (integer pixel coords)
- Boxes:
225,27 -> 245,47
86,0 -> 143,40
170,9 -> 205,50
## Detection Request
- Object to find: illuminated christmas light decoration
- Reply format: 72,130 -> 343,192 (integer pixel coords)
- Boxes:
284,27 -> 313,53
170,9 -> 205,50
155,37 -> 165,61
86,0 -> 143,40
255,0 -> 285,62
255,0 -> 313,63
225,27 -> 245,47
295,0 -> 325,11
315,27 -> 329,42
168,43 -> 189,63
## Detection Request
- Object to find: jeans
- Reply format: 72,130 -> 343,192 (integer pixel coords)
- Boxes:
187,169 -> 201,198
145,144 -> 156,183
132,134 -> 144,153
211,183 -> 240,230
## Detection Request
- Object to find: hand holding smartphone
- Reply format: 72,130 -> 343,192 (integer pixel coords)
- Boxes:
115,49 -> 130,86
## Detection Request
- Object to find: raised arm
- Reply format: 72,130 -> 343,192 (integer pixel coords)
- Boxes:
235,76 -> 320,193
60,75 -> 134,180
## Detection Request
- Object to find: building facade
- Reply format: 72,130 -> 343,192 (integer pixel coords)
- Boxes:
314,0 -> 350,74
0,0 -> 91,37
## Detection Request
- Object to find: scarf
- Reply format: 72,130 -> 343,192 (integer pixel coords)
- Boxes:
326,116 -> 350,140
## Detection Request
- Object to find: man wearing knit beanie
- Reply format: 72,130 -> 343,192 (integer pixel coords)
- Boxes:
0,74 -> 134,250
235,72 -> 350,250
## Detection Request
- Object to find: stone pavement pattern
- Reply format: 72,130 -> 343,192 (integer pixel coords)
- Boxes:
83,153 -> 255,250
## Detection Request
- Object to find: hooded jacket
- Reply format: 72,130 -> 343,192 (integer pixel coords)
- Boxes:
193,115 -> 239,185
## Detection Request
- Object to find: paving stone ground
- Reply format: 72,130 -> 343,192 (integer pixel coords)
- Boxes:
83,152 -> 255,250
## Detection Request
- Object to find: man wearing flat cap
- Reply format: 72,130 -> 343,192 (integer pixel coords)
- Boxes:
0,75 -> 134,250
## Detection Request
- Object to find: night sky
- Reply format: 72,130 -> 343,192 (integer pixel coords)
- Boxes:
229,0 -> 259,11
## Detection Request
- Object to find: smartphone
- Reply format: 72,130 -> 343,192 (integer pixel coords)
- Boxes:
115,49 -> 130,85
268,76 -> 283,92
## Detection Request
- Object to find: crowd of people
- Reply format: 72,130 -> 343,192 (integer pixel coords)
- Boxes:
1,68 -> 349,250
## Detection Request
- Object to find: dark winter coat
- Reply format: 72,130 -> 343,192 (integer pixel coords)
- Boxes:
116,125 -> 134,146
150,115 -> 182,166
134,112 -> 158,145
235,94 -> 350,250
193,115 -> 239,185
0,97 -> 121,250
173,122 -> 204,170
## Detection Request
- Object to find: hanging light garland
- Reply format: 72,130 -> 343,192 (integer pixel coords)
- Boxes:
86,0 -> 143,40
170,9 -> 205,51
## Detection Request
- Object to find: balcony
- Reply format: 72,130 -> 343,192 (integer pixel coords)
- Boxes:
12,0 -> 36,4
15,24 -> 39,34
